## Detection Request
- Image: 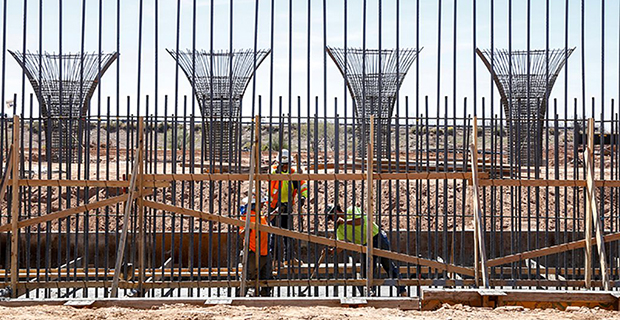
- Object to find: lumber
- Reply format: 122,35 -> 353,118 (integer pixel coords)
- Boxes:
10,115 -> 19,298
0,145 -> 13,205
140,172 -> 490,182
142,200 -> 475,276
469,142 -> 489,288
110,117 -> 145,298
0,193 -> 132,232
12,179 -> 168,188
585,118 -> 609,290
487,231 -> 620,267
240,116 -> 258,296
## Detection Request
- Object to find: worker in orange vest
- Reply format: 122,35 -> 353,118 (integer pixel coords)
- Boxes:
268,149 -> 308,265
239,191 -> 272,297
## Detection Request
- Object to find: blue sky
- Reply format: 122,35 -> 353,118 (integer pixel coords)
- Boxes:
2,0 -> 619,120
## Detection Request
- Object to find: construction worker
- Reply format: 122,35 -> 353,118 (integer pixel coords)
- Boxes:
326,204 -> 407,297
268,149 -> 308,265
239,191 -> 272,297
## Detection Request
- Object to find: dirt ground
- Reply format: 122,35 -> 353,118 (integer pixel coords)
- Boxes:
0,303 -> 619,320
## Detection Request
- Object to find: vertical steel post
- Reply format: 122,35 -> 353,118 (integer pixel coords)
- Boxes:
366,115 -> 374,296
137,118 -> 145,296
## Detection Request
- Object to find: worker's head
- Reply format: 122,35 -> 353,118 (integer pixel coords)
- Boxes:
326,203 -> 344,222
279,149 -> 290,171
242,189 -> 266,213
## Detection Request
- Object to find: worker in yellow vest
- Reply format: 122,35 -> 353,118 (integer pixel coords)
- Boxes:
326,204 -> 407,297
268,149 -> 308,265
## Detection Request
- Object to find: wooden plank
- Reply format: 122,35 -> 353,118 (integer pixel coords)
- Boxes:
479,179 -> 620,188
366,115 -> 375,296
422,288 -> 619,310
240,116 -> 258,296
471,117 -> 480,287
487,231 -> 620,267
584,118 -> 594,289
141,172 -> 489,182
142,200 -> 475,276
0,145 -> 13,205
10,115 -> 19,298
0,194 -> 131,232
585,118 -> 610,290
13,179 -> 168,188
470,143 -> 489,288
110,117 -> 145,298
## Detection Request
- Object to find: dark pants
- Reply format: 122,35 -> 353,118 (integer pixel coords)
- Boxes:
358,230 -> 406,295
269,203 -> 294,262
242,251 -> 272,297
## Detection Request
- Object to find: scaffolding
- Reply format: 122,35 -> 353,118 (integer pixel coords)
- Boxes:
476,48 -> 574,169
326,47 -> 420,158
167,49 -> 270,164
9,51 -> 118,162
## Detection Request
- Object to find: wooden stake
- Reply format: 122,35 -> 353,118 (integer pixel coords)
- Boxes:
584,119 -> 593,289
10,115 -> 19,298
472,117 -> 480,287
0,145 -> 13,205
585,118 -> 610,290
240,115 -> 259,296
470,142 -> 489,288
366,115 -> 375,296
110,117 -> 145,297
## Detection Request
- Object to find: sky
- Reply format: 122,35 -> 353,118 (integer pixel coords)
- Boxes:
1,0 -> 619,120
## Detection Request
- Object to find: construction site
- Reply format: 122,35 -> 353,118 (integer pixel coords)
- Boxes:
0,0 -> 619,318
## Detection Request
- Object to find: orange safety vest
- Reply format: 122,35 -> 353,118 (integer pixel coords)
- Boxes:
240,210 -> 269,256
268,164 -> 308,209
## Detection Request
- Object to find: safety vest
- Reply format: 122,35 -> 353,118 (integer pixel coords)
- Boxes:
268,164 -> 308,209
240,210 -> 269,256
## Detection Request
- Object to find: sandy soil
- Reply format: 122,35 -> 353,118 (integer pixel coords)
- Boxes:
0,303 -> 619,320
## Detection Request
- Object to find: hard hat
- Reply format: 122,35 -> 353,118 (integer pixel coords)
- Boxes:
242,189 -> 267,205
279,149 -> 290,164
326,203 -> 343,221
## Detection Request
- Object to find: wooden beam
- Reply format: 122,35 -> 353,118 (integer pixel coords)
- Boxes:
12,179 -> 168,188
469,142 -> 489,288
140,172 -> 488,182
142,200 -> 475,276
584,119 -> 594,289
0,193 -> 131,232
0,145 -> 13,205
585,118 -> 610,290
10,115 -> 19,298
366,115 -> 375,296
240,115 -> 259,296
487,231 -> 620,267
110,117 -> 145,298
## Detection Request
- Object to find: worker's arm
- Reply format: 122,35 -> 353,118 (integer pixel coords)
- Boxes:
336,216 -> 364,226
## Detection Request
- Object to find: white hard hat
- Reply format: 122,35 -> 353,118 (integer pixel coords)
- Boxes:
279,149 -> 290,164
243,189 -> 267,204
